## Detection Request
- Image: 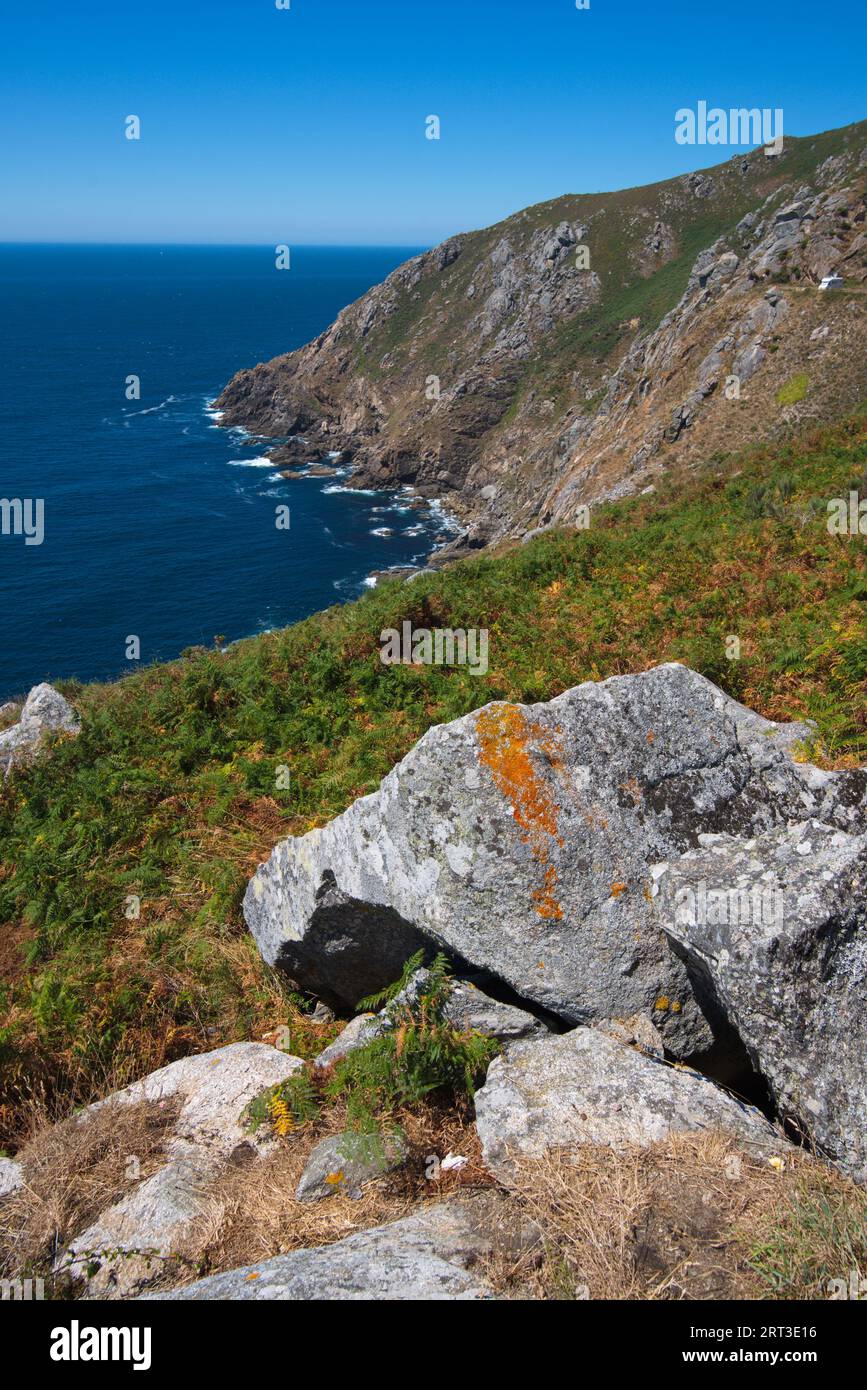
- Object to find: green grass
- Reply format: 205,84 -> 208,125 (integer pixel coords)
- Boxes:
777,373 -> 810,406
0,412 -> 865,1142
745,1172 -> 867,1299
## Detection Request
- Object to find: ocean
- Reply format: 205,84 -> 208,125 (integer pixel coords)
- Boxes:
0,244 -> 452,701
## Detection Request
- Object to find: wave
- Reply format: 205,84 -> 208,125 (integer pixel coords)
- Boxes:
322,484 -> 380,496
124,396 -> 178,418
227,456 -> 274,468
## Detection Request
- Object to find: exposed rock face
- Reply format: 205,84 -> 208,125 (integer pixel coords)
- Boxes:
474,1027 -> 788,1179
0,683 -> 80,778
296,1131 -> 407,1203
215,122 -> 867,548
145,1194 -> 537,1301
62,1043 -> 304,1298
657,821 -> 867,1181
245,664 -> 864,1064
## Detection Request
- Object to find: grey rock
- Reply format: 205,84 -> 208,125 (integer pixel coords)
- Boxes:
0,1157 -> 24,1200
313,1012 -> 382,1069
296,1130 -> 407,1202
731,341 -> 766,383
0,683 -> 80,778
658,820 -> 867,1181
245,665 -> 864,1058
441,977 -> 548,1041
474,1027 -> 788,1179
145,1194 -> 537,1301
62,1043 -> 305,1297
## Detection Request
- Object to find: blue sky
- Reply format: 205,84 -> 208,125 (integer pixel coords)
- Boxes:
0,0 -> 864,244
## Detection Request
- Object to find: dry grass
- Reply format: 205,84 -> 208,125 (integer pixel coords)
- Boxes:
488,1132 -> 867,1301
160,1098 -> 493,1293
0,1094 -> 179,1281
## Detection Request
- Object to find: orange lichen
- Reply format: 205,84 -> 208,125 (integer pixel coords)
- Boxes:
533,864 -> 563,920
476,703 -> 564,920
610,882 -> 628,898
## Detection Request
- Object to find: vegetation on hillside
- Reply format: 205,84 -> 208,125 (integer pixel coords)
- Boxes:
357,120 -> 866,403
0,412 -> 865,1147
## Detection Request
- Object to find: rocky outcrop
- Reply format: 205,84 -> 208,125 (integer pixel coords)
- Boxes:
0,683 -> 80,778
658,821 -> 867,1181
215,122 -> 867,548
474,1027 -> 788,1179
145,1194 -> 538,1301
245,664 -> 864,1069
61,1043 -> 304,1298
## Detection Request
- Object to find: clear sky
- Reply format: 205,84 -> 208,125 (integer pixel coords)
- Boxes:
0,0 -> 864,245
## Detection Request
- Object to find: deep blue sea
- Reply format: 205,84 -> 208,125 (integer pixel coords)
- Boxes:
0,244 -> 452,701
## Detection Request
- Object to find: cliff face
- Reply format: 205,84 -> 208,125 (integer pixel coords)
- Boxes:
215,121 -> 867,549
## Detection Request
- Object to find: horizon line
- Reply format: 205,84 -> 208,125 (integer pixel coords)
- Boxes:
0,240 -> 433,249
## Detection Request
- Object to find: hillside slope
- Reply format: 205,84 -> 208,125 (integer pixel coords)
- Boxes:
1,413 -> 864,1145
216,122 -> 867,554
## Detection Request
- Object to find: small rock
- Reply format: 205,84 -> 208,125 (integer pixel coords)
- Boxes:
0,683 -> 81,778
0,1157 -> 24,1200
296,1130 -> 407,1203
313,1013 -> 381,1069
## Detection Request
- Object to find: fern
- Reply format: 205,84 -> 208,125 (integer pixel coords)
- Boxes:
246,1071 -> 321,1136
356,948 -> 427,1011
329,951 -> 498,1140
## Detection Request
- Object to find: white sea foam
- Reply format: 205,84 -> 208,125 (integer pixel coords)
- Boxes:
125,396 -> 176,417
322,484 -> 380,496
227,456 -> 274,468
